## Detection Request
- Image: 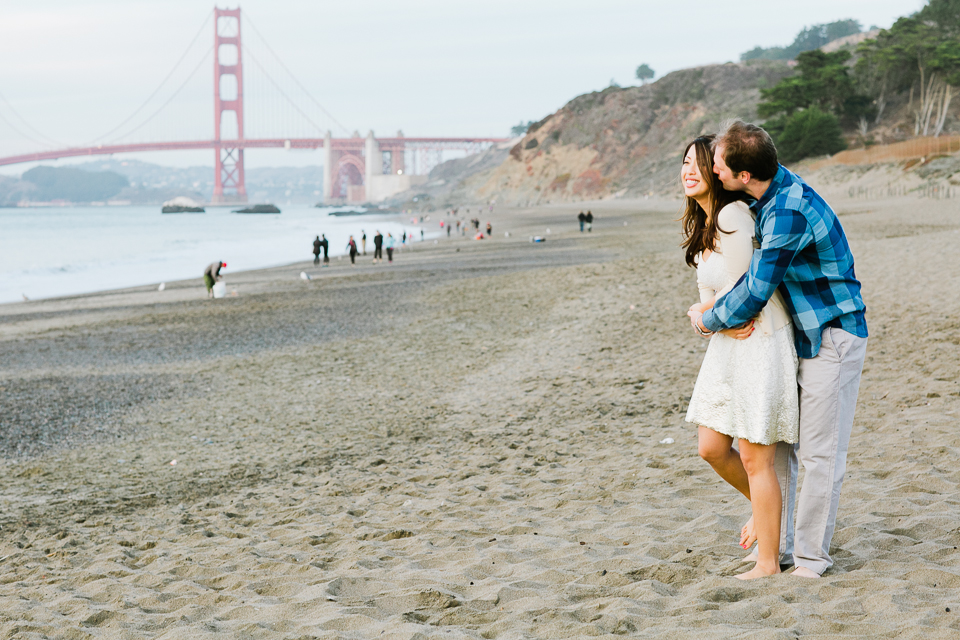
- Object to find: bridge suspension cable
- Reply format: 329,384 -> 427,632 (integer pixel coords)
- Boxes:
0,89 -> 67,148
105,46 -> 213,144
86,9 -> 214,145
242,13 -> 350,136
242,46 -> 327,137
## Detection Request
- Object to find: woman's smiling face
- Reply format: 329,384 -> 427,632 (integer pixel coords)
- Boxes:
682,145 -> 710,200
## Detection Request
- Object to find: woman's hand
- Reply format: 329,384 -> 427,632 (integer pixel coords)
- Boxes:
719,320 -> 755,340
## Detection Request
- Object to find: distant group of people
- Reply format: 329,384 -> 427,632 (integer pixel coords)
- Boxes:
312,229 -> 396,267
577,210 -> 594,232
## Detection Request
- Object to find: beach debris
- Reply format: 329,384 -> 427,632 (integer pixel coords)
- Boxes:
579,541 -> 586,545
169,459 -> 177,466
659,437 -> 675,444
624,221 -> 628,226
530,236 -> 546,243
546,228 -> 551,234
629,305 -> 636,310
434,239 -> 439,244
618,284 -> 626,290
300,271 -> 312,281
504,231 -> 510,237
158,283 -> 165,291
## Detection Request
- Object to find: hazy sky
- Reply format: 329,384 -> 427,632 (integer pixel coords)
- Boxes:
0,0 -> 922,172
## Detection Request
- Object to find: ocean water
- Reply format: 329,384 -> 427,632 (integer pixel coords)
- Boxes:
0,205 -> 431,304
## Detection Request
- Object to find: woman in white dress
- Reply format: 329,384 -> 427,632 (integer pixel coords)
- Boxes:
679,135 -> 799,579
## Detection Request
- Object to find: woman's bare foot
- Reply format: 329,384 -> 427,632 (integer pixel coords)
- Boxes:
743,549 -> 758,563
791,566 -> 820,579
740,516 -> 757,550
735,563 -> 780,580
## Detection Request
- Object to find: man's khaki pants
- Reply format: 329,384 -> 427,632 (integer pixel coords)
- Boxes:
774,327 -> 868,574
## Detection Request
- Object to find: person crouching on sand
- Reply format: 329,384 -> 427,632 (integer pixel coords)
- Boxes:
204,261 -> 226,298
680,134 -> 799,580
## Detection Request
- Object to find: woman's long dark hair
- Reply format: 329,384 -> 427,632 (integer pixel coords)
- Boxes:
680,135 -> 745,268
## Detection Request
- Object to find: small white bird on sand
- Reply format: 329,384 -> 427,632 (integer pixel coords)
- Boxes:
300,271 -> 311,281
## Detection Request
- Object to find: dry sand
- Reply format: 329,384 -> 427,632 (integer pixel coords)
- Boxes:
0,195 -> 958,639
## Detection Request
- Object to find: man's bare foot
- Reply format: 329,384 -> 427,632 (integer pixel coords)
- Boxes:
791,566 -> 820,579
740,516 -> 757,550
735,564 -> 780,580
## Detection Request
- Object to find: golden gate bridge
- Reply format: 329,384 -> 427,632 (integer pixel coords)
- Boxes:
0,7 -> 508,204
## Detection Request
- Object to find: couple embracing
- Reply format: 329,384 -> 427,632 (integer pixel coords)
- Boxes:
680,121 -> 868,580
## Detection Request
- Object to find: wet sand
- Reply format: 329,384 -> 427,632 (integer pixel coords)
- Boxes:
1,196 -> 959,638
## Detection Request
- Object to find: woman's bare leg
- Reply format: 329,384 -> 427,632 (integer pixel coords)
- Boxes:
736,440 -> 782,579
698,427 -> 758,551
697,427 -> 750,498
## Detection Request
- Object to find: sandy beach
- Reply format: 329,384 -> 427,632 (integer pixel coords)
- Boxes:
1,195 -> 959,638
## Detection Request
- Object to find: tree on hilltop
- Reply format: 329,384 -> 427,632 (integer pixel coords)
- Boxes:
774,107 -> 847,163
635,64 -> 654,85
510,121 -> 535,137
758,50 -> 866,119
741,19 -> 862,61
757,50 -> 865,161
856,1 -> 960,137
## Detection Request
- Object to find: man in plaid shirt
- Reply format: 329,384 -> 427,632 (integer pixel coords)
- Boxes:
691,120 -> 868,579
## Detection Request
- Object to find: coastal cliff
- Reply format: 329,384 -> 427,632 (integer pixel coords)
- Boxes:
406,60 -> 792,206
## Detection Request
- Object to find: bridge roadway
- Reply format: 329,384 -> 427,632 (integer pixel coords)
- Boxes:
0,137 -> 510,168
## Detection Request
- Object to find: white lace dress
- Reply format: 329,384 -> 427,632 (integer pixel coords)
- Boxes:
684,202 -> 800,446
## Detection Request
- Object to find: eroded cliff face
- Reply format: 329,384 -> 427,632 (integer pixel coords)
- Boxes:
431,60 -> 792,205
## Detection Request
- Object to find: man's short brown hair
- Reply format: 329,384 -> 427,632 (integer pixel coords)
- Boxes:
716,119 -> 779,181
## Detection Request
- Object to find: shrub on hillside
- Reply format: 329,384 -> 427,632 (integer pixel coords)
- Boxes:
772,108 -> 847,163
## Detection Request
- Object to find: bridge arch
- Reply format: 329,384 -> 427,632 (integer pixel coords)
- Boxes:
332,153 -> 365,200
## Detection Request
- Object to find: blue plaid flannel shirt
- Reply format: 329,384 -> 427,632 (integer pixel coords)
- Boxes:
701,165 -> 867,359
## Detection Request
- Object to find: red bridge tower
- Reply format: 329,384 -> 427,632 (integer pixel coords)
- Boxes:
212,7 -> 247,203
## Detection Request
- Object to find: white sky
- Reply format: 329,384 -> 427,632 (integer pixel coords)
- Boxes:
0,0 -> 922,173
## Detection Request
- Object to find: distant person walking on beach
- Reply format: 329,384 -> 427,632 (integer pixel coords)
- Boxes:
313,236 -> 321,265
689,121 -> 867,580
384,233 -> 395,263
578,210 -> 586,232
203,261 -> 226,298
347,236 -> 359,265
320,234 -> 330,265
485,222 -> 492,237
373,230 -> 383,263
585,210 -> 593,232
361,231 -> 367,255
